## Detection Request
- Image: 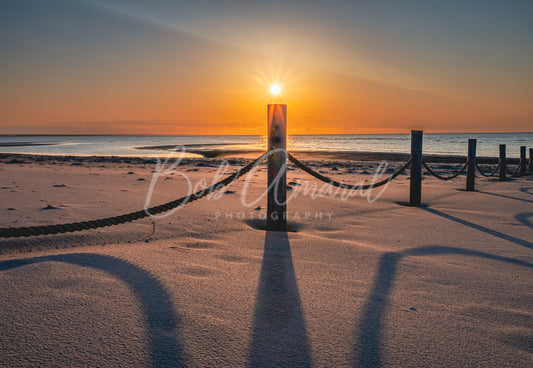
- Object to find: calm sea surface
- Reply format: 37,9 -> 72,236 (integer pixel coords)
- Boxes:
0,133 -> 531,158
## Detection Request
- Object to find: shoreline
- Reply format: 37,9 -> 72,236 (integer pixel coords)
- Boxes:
0,150 -> 518,164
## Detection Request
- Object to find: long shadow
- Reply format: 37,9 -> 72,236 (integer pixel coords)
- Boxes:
248,231 -> 312,367
477,190 -> 533,204
519,187 -> 533,195
355,245 -> 533,368
0,253 -> 187,368
516,212 -> 533,229
423,207 -> 533,250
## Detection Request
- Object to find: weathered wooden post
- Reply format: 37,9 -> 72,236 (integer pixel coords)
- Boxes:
519,146 -> 526,176
267,104 -> 287,231
529,148 -> 533,173
466,139 -> 477,191
409,130 -> 423,206
499,144 -> 506,181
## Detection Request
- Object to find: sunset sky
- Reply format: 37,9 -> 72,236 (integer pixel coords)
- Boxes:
1,0 -> 532,135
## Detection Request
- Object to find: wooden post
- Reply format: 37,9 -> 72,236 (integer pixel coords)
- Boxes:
529,148 -> 533,173
499,144 -> 506,181
466,139 -> 476,191
519,146 -> 526,176
409,130 -> 423,206
267,104 -> 287,231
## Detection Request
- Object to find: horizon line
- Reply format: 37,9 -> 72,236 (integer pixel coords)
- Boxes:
1,131 -> 532,137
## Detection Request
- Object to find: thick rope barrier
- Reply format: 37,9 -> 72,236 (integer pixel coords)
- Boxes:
0,152 -> 270,239
506,159 -> 522,176
2,148 -> 523,239
288,153 -> 413,190
476,161 -> 501,177
422,160 -> 468,181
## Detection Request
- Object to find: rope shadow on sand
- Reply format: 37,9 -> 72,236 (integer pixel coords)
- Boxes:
423,207 -> 533,250
354,245 -> 533,368
248,231 -> 312,367
515,212 -> 533,230
0,253 -> 187,368
519,187 -> 533,195
477,190 -> 533,204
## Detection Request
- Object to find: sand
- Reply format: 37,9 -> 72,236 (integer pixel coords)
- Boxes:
0,153 -> 532,367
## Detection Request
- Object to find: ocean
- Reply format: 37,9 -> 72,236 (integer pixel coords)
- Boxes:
0,133 -> 531,158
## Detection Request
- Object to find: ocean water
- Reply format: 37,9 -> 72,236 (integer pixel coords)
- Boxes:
0,133 -> 531,158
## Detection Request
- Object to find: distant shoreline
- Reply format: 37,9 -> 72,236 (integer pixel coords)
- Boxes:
1,132 -> 532,137
0,151 -> 516,164
0,142 -> 58,147
1,133 -> 529,162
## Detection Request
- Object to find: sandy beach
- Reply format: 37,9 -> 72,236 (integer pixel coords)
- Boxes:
0,153 -> 531,367
3,0 -> 533,365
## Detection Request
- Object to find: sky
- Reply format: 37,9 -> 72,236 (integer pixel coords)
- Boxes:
1,0 -> 532,135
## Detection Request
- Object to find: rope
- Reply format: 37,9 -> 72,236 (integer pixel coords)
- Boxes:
506,159 -> 522,176
422,160 -> 468,181
476,161 -> 501,177
0,152 -> 269,238
288,153 -> 413,190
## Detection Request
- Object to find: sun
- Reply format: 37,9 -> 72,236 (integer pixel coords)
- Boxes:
270,84 -> 281,95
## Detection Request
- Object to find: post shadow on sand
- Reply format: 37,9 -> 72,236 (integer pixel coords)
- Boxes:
248,231 -> 312,368
0,253 -> 187,368
354,245 -> 533,368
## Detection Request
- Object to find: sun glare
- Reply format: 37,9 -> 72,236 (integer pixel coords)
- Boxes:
270,84 -> 281,95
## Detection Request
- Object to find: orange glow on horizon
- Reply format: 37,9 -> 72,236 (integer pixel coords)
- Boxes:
1,53 -> 531,135
1,2 -> 532,136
